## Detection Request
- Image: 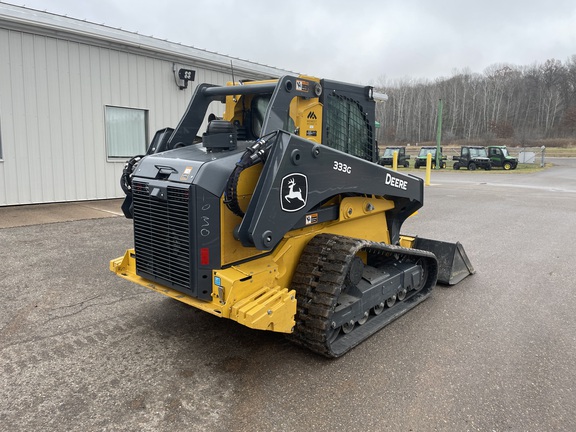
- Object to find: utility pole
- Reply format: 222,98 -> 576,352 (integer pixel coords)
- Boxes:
436,99 -> 443,170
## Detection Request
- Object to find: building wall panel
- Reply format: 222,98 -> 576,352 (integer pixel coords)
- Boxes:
44,36 -> 65,203
9,30 -> 31,204
33,35 -> 52,202
0,29 -> 8,205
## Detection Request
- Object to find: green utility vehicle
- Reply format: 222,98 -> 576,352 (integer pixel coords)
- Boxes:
414,146 -> 447,169
487,145 -> 518,170
378,146 -> 410,168
453,146 -> 491,170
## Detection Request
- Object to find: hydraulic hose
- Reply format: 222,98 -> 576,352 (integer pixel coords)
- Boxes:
120,155 -> 144,195
224,131 -> 278,217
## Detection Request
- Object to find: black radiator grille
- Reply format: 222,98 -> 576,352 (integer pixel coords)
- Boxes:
132,181 -> 191,289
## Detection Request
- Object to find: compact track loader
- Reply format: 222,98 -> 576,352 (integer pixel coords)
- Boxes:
111,75 -> 474,357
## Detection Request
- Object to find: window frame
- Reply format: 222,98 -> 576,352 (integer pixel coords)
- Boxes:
104,105 -> 149,161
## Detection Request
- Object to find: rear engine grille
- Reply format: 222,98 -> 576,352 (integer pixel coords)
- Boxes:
132,181 -> 190,289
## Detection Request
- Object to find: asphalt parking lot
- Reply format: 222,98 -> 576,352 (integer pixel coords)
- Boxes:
1,158 -> 575,432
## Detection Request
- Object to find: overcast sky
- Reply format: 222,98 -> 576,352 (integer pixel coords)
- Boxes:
5,0 -> 576,85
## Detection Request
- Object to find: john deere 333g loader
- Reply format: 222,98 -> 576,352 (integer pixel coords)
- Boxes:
110,75 -> 474,357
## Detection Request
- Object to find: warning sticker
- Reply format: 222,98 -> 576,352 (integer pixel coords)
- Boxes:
296,80 -> 309,92
180,166 -> 194,181
305,213 -> 319,225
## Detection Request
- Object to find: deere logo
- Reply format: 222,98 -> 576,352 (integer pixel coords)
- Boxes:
307,111 -> 317,120
280,173 -> 308,212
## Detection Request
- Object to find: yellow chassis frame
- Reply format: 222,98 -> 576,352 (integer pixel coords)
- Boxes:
110,196 -> 418,335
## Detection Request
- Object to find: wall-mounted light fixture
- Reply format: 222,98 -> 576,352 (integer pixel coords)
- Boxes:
173,63 -> 196,90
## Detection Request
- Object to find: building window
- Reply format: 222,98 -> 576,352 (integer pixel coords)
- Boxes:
105,106 -> 148,158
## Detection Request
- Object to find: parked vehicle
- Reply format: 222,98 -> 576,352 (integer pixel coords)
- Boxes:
111,74 -> 474,358
487,145 -> 518,170
453,146 -> 491,170
414,146 -> 447,169
378,146 -> 410,168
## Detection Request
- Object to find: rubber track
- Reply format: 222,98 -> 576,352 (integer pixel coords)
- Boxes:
288,233 -> 438,358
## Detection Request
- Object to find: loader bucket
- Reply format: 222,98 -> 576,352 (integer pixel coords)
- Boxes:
413,237 -> 475,285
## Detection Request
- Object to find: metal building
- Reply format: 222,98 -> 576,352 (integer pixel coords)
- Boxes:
0,4 -> 292,206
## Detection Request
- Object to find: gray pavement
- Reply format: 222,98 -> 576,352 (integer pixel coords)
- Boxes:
1,160 -> 576,431
0,199 -> 125,229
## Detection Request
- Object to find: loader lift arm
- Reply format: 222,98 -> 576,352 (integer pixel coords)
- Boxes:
235,131 -> 424,250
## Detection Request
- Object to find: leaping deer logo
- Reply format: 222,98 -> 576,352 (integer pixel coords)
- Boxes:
284,177 -> 305,204
281,173 -> 308,212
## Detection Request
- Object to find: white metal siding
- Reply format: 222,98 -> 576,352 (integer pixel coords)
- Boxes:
0,23 -> 283,206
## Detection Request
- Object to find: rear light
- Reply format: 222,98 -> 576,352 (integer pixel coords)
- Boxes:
200,247 -> 209,265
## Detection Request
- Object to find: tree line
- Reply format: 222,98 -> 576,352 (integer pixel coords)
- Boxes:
375,56 -> 576,145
